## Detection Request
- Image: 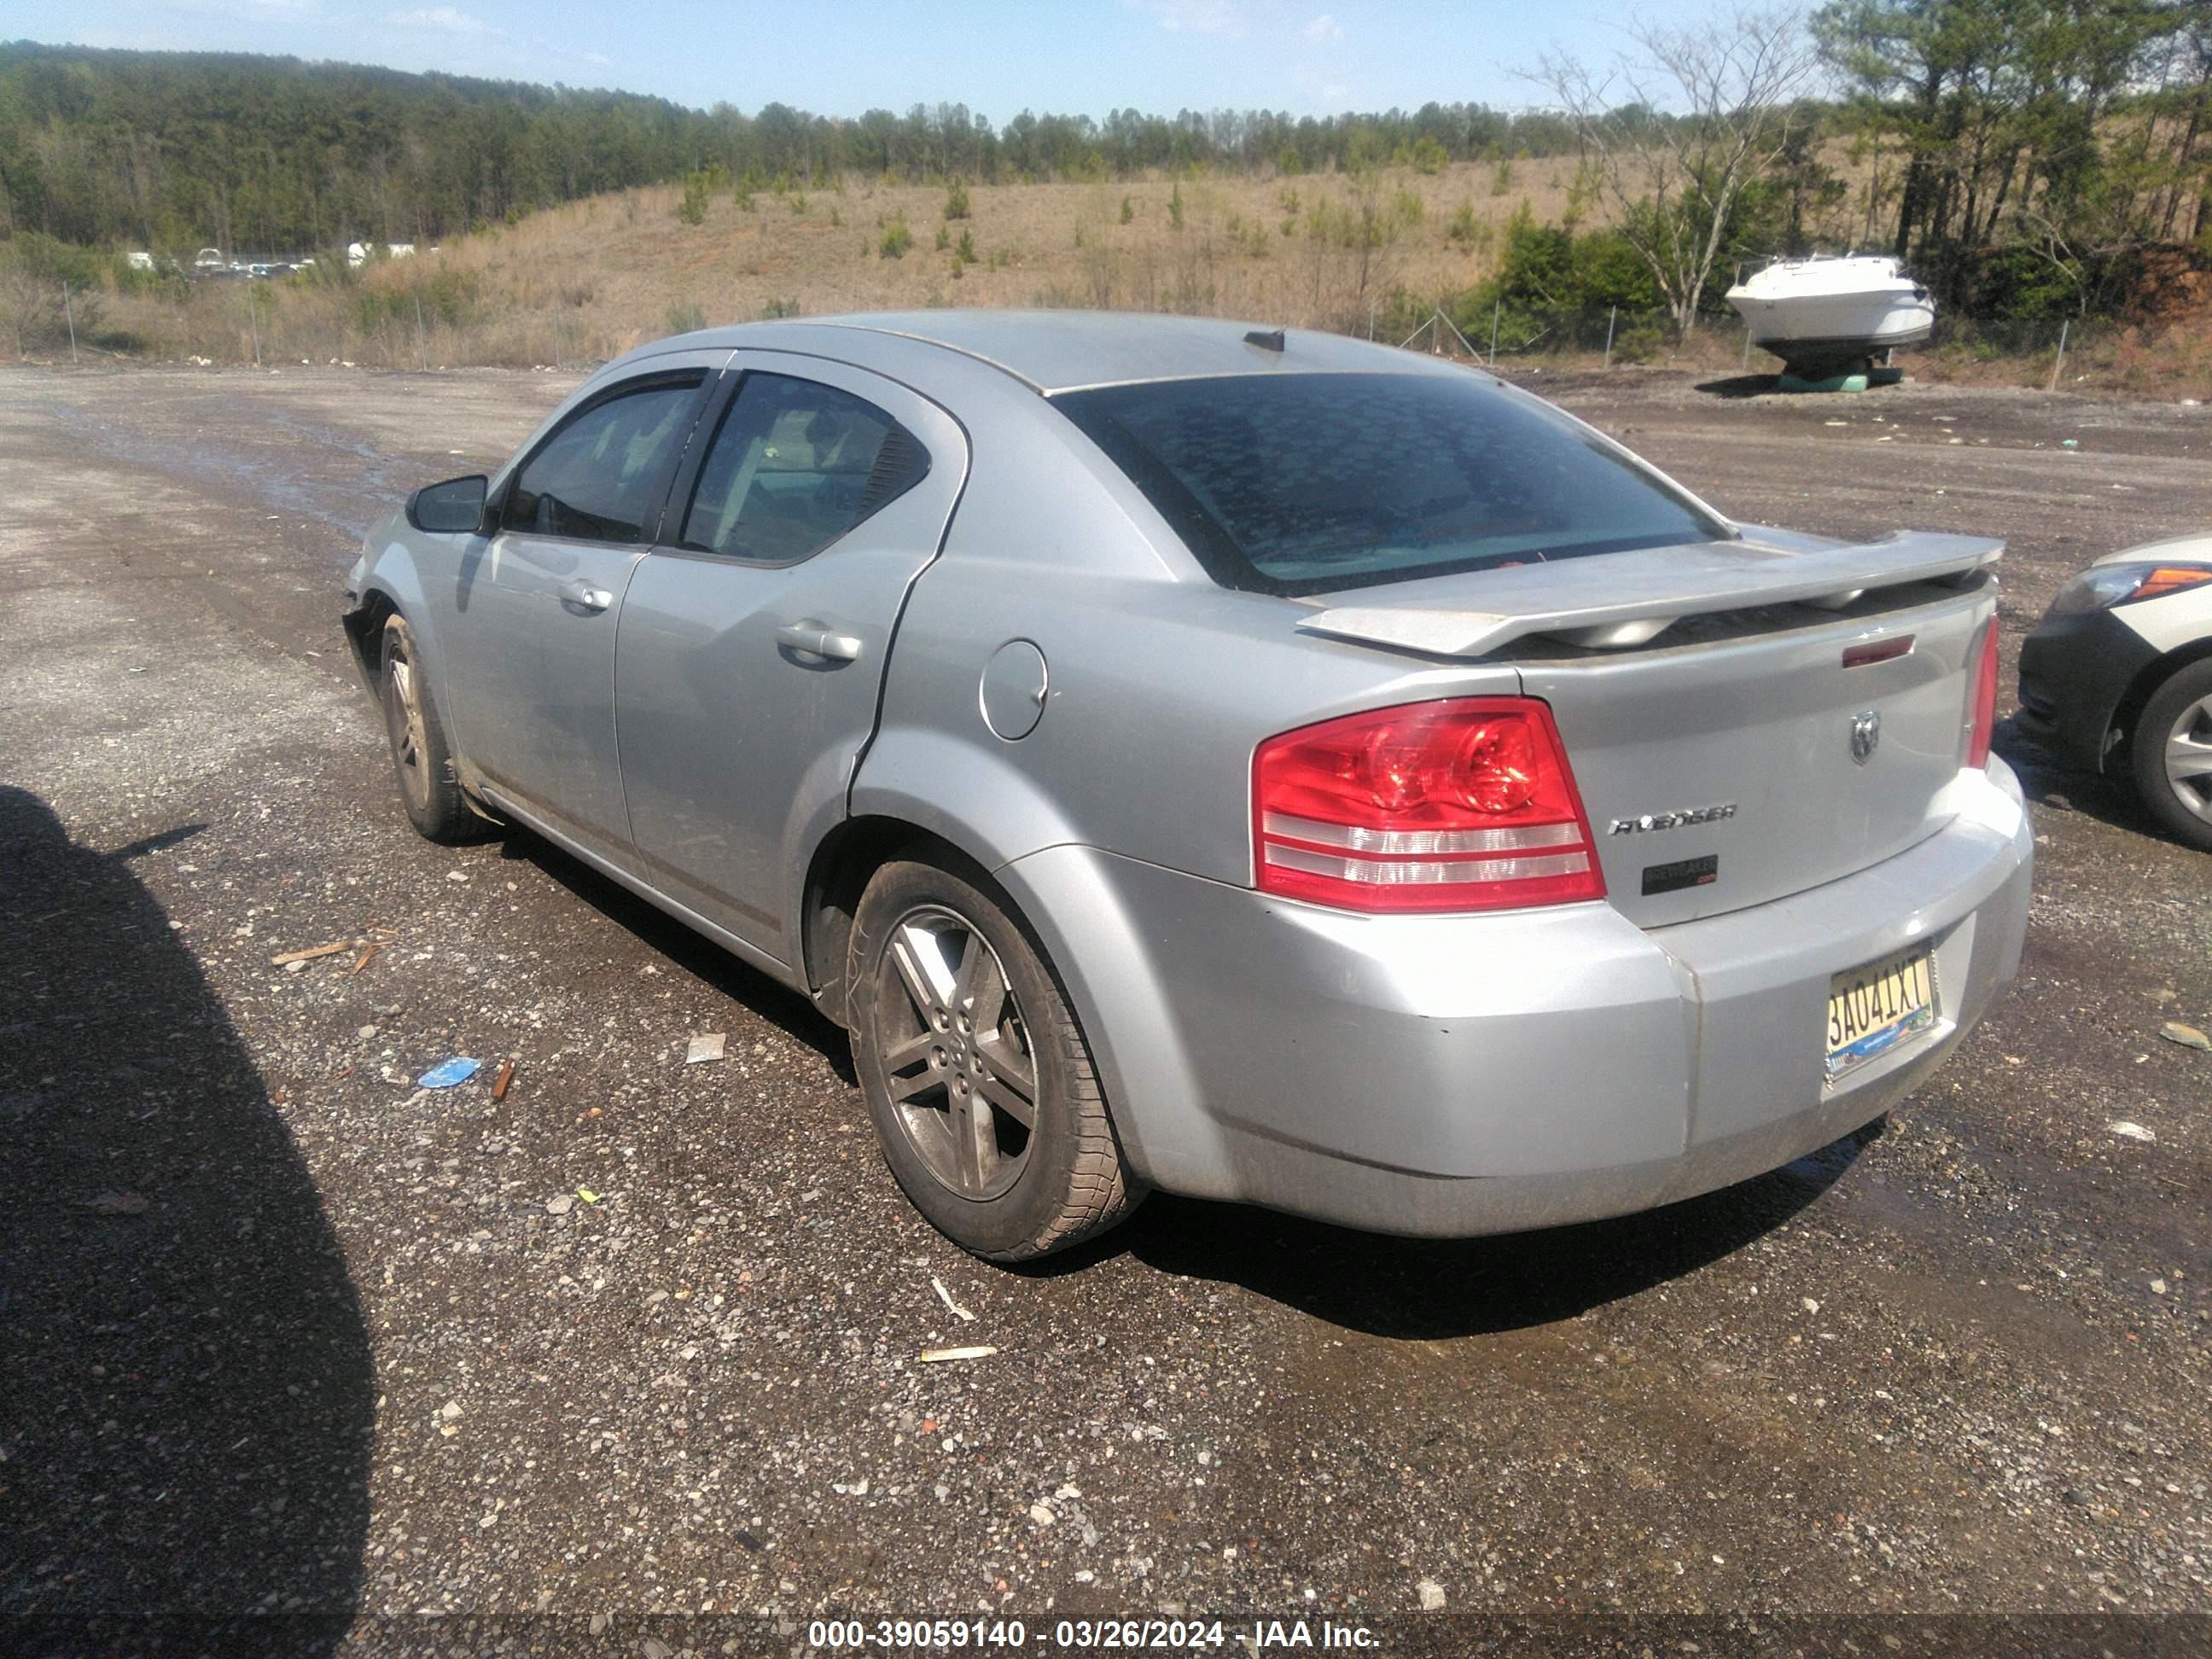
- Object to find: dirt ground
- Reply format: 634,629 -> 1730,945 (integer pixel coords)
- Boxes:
2,359 -> 2207,1656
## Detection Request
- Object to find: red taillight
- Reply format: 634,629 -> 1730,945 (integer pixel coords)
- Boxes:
1965,617 -> 2000,769
1253,698 -> 1606,913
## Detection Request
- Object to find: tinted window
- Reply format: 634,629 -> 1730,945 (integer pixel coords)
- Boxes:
504,375 -> 705,544
680,372 -> 928,563
1055,371 -> 1727,596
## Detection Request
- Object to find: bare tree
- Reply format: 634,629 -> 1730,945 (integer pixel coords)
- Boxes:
1527,8 -> 1822,339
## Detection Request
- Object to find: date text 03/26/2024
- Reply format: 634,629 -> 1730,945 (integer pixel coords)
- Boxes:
806,1618 -> 1381,1650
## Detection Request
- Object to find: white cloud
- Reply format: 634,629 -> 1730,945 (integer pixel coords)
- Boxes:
387,6 -> 497,34
1301,12 -> 1342,44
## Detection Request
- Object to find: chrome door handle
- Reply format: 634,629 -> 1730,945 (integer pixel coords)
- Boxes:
559,579 -> 613,614
776,621 -> 864,662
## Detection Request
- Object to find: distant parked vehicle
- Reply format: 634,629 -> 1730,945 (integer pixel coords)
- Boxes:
343,311 -> 2031,1260
192,247 -> 224,271
125,250 -> 156,271
346,242 -> 416,268
2017,535 -> 2212,851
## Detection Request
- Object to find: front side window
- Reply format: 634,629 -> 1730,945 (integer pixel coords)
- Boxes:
1054,371 -> 1728,596
679,372 -> 928,563
504,375 -> 705,544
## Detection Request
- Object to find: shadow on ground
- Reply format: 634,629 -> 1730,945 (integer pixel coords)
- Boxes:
0,787 -> 371,1652
1084,1129 -> 1874,1341
499,825 -> 858,1084
1693,373 -> 1784,399
1995,720 -> 2172,845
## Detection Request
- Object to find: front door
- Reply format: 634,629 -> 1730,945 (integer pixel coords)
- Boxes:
451,356 -> 724,860
614,354 -> 967,963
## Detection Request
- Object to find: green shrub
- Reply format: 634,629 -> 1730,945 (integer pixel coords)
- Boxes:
944,180 -> 970,221
665,300 -> 707,335
344,266 -> 482,335
1168,183 -> 1185,231
879,217 -> 913,259
761,296 -> 800,318
1120,195 -> 1135,224
955,229 -> 977,265
678,166 -> 726,224
935,224 -> 952,251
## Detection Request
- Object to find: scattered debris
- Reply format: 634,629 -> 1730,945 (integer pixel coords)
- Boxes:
545,1194 -> 574,1215
417,1057 -> 481,1089
348,942 -> 381,976
445,870 -> 469,883
576,1187 -> 600,1204
268,940 -> 352,966
685,1033 -> 727,1065
2107,1121 -> 2158,1143
919,1345 -> 998,1364
1028,1501 -> 1055,1527
2158,1022 -> 2209,1051
932,1277 -> 977,1323
1802,1296 -> 1821,1314
82,1190 -> 148,1215
1417,1579 -> 1447,1610
492,1057 -> 515,1100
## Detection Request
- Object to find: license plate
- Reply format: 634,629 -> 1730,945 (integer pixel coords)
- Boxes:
1825,946 -> 1937,1080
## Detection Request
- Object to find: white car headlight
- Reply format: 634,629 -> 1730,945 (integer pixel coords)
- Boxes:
2043,562 -> 2212,619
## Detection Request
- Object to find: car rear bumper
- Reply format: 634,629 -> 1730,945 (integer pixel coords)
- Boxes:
1004,761 -> 2031,1237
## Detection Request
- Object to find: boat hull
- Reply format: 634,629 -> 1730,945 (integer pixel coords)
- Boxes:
1727,292 -> 1936,360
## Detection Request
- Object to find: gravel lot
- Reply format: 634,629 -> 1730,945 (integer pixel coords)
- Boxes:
2,360 -> 2207,1655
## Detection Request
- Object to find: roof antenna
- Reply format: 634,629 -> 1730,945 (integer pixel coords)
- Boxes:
1243,327 -> 1285,352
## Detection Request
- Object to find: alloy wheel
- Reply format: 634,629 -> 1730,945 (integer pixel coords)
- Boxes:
870,905 -> 1038,1200
2165,692 -> 2212,824
383,636 -> 433,812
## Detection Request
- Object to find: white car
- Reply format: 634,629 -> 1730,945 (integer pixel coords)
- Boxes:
2017,533 -> 2212,850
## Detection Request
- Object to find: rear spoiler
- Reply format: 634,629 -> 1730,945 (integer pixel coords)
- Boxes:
1296,531 -> 2003,659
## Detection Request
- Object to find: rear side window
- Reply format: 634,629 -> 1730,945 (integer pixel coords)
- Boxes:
679,372 -> 928,563
1055,371 -> 1727,596
504,374 -> 706,544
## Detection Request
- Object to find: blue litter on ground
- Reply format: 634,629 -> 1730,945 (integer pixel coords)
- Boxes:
417,1057 -> 481,1089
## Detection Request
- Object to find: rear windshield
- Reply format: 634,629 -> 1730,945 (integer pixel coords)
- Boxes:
1055,370 -> 1728,596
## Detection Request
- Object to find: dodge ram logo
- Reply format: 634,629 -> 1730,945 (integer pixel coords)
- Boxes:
1851,710 -> 1882,765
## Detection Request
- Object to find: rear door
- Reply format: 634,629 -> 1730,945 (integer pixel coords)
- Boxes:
614,352 -> 966,962
453,355 -> 725,861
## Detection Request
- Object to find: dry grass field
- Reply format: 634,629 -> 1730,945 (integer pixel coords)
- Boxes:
67,154 -> 2212,398
100,157 -> 1596,365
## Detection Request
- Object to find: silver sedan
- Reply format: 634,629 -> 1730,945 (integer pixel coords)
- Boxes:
344,311 -> 2032,1260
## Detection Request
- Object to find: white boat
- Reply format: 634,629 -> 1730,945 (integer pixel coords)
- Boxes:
1725,254 -> 1935,371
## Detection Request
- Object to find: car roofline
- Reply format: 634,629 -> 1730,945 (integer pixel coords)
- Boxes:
600,312 -> 1467,398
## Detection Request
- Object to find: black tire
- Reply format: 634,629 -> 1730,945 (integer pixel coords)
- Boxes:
847,858 -> 1143,1261
378,612 -> 479,844
2129,658 -> 2212,853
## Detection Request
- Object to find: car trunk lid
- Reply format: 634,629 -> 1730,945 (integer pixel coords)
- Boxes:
1296,529 -> 2001,927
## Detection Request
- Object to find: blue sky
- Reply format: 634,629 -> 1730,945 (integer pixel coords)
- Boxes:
13,0 -> 1735,120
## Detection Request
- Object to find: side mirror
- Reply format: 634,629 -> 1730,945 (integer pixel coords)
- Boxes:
407,474 -> 489,534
